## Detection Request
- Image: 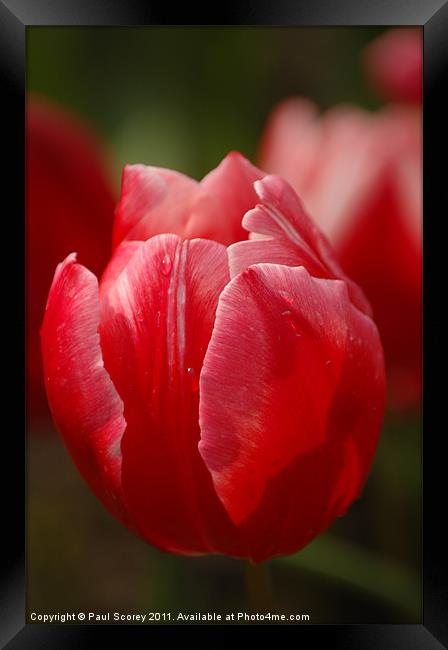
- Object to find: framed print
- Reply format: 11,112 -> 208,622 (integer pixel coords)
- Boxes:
1,1 -> 447,647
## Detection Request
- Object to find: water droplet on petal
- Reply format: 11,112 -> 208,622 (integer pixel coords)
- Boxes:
187,367 -> 199,392
281,309 -> 300,336
280,290 -> 294,305
161,254 -> 172,275
325,359 -> 333,367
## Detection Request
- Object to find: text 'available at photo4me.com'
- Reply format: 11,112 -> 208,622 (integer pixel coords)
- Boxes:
29,611 -> 311,624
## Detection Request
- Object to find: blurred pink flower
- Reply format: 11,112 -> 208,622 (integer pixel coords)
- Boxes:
259,98 -> 421,410
364,28 -> 422,104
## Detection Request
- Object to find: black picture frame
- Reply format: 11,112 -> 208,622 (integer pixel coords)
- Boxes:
2,1 -> 447,647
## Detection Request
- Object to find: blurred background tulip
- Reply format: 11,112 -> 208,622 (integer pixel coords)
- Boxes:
363,29 -> 422,103
27,27 -> 421,623
27,96 -> 117,425
259,29 -> 422,410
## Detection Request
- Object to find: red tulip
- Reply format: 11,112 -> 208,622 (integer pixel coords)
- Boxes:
41,153 -> 385,561
27,96 -> 116,423
259,100 -> 421,410
363,28 -> 422,104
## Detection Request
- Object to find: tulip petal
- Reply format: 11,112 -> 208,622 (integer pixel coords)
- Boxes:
99,240 -> 142,297
199,263 -> 384,536
229,175 -> 371,315
99,235 -> 242,555
198,151 -> 264,244
41,254 -> 128,522
113,159 -> 259,249
112,164 -> 199,248
240,434 -> 365,562
27,96 -> 115,420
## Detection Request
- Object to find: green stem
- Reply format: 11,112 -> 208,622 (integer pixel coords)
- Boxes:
243,561 -> 274,612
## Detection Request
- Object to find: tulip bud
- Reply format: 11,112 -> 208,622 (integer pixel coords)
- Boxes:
42,154 -> 385,561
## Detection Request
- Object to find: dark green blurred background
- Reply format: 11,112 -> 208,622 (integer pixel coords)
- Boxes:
27,27 -> 421,624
